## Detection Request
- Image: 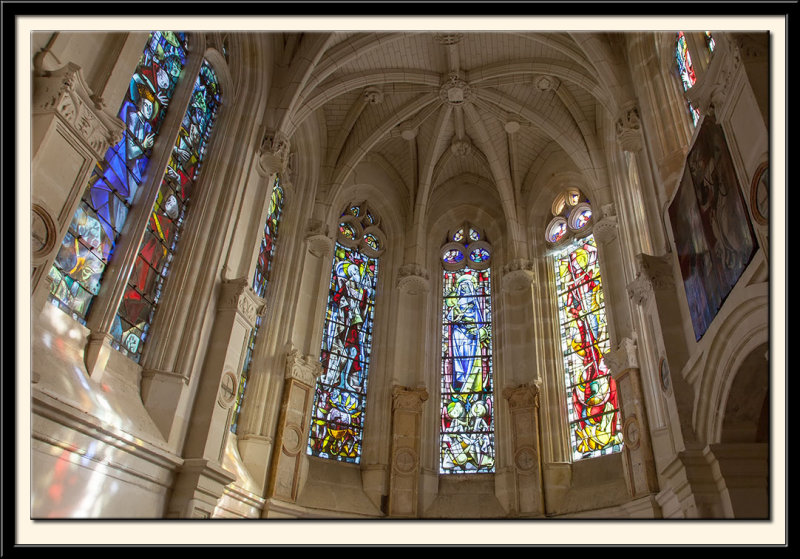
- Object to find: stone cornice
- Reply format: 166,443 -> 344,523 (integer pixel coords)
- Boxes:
284,347 -> 323,386
217,277 -> 266,328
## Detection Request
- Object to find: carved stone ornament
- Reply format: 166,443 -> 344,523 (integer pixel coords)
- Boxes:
592,215 -> 619,244
305,219 -> 335,257
433,33 -> 464,45
615,104 -> 643,152
626,253 -> 675,306
604,337 -> 639,377
33,62 -> 125,159
218,277 -> 265,327
450,139 -> 472,157
514,446 -> 538,472
31,203 -> 57,261
534,74 -> 560,92
258,129 -> 291,176
281,424 -> 306,456
439,73 -> 474,106
501,259 -> 535,292
284,347 -> 323,386
623,415 -> 641,450
217,370 -> 239,409
503,382 -> 540,410
392,446 -> 419,474
363,87 -> 384,105
397,263 -> 431,295
392,385 -> 429,412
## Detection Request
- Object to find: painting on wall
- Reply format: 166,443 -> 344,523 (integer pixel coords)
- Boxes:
668,116 -> 758,341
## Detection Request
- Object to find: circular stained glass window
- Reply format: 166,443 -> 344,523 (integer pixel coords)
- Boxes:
574,208 -> 592,228
443,249 -> 465,265
546,217 -> 568,243
364,232 -> 381,251
469,247 -> 490,263
339,222 -> 358,240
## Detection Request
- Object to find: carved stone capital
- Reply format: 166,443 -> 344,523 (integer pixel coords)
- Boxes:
305,219 -> 334,257
397,263 -> 430,295
616,104 -> 643,152
593,215 -> 618,244
501,259 -> 535,292
258,129 -> 291,177
502,382 -> 540,410
604,337 -> 639,377
284,347 -> 323,386
33,62 -> 125,159
218,277 -> 265,327
626,253 -> 675,306
392,385 -> 429,412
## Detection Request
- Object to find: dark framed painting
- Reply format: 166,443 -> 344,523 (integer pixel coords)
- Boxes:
668,117 -> 758,341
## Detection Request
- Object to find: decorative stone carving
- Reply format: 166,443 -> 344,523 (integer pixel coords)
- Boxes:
501,259 -> 535,292
217,370 -> 239,409
284,347 -> 323,386
439,73 -> 474,106
363,86 -> 384,105
31,203 -> 57,261
388,385 -> 428,517
434,33 -> 463,45
217,277 -> 265,327
626,253 -> 676,306
392,447 -> 418,474
33,62 -> 125,159
305,219 -> 335,257
502,382 -> 540,410
450,139 -> 472,157
616,104 -> 643,152
605,337 -> 639,377
392,384 -> 429,412
593,215 -> 618,244
534,74 -> 560,92
258,129 -> 291,177
397,263 -> 431,295
514,446 -> 538,472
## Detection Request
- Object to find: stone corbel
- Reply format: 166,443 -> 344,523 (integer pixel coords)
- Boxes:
593,215 -> 618,244
501,259 -> 535,293
284,346 -> 323,387
392,384 -> 429,412
33,62 -> 125,159
626,253 -> 676,306
502,381 -> 540,410
604,336 -> 639,378
217,277 -> 266,329
615,103 -> 643,153
305,218 -> 335,258
257,129 -> 291,178
397,263 -> 431,295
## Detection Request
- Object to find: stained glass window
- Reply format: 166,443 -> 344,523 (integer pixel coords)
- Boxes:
675,31 -> 701,126
705,31 -> 716,53
111,59 -> 222,361
440,226 -> 494,474
231,177 -> 285,434
48,32 -> 188,322
308,204 -> 384,463
553,235 -> 622,460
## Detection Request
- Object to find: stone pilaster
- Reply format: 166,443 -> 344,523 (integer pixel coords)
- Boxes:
502,383 -> 544,516
266,347 -> 322,504
387,386 -> 428,517
166,458 -> 236,519
605,337 -> 659,499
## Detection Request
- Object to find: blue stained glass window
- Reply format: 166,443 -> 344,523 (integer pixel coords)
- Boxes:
48,32 -> 188,322
111,59 -> 222,361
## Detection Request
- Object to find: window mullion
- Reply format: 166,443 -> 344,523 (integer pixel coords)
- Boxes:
85,49 -> 206,338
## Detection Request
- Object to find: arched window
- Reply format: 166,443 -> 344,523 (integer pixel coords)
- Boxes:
439,223 -> 495,474
675,30 -> 701,126
307,203 -> 385,463
111,58 -> 222,361
48,32 -> 188,323
546,190 -> 623,461
231,175 -> 285,434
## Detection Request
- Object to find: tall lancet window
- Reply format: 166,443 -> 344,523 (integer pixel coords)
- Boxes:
675,31 -> 701,126
307,203 -> 385,464
231,176 -> 285,434
439,224 -> 495,474
48,32 -> 188,322
546,190 -> 623,461
111,59 -> 222,361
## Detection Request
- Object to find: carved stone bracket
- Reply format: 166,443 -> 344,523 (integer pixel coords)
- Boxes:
258,129 -> 291,177
616,103 -> 643,153
626,253 -> 676,306
397,263 -> 431,295
305,219 -> 335,258
502,382 -> 540,410
604,337 -> 639,378
593,215 -> 619,244
33,62 -> 125,159
392,385 -> 429,412
217,277 -> 265,328
284,347 -> 323,387
501,259 -> 535,293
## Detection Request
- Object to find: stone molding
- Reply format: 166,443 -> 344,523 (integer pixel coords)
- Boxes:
217,277 -> 266,328
593,215 -> 619,244
305,219 -> 335,257
258,129 -> 291,177
397,263 -> 431,295
33,62 -> 125,159
626,253 -> 676,306
501,259 -> 535,292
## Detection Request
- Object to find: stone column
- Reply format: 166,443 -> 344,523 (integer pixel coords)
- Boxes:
604,337 -> 659,499
502,383 -> 544,517
265,347 -> 322,506
387,386 -> 428,518
707,442 -> 769,518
